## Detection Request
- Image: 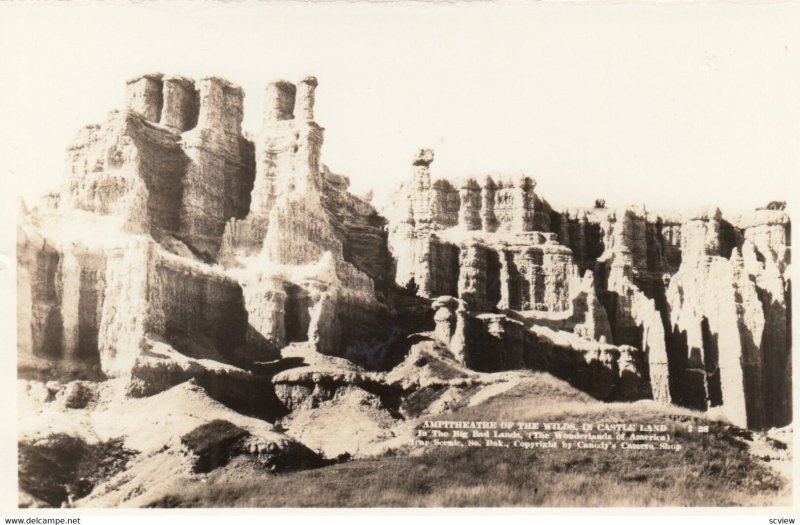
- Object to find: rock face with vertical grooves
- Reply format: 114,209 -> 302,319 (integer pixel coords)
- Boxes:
18,74 -> 393,399
17,75 -> 791,431
385,153 -> 791,430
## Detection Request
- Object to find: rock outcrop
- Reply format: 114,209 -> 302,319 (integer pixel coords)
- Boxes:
18,74 -> 394,399
17,74 -> 791,432
384,152 -> 791,429
663,208 -> 792,428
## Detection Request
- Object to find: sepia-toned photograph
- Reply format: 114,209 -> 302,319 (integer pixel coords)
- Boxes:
1,0 -> 797,517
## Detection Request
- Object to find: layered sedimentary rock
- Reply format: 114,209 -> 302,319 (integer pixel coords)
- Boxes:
385,150 -> 791,429
18,74 -> 395,400
22,72 -> 260,392
18,75 -> 791,431
320,167 -> 393,295
737,209 -> 792,427
64,73 -> 255,258
18,206 -> 74,369
179,77 -> 255,258
219,76 -> 392,357
663,208 -> 792,428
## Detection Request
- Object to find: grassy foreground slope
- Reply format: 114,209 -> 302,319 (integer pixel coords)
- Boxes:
147,375 -> 790,508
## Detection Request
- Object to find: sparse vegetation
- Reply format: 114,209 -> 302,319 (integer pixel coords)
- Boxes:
181,419 -> 250,473
19,434 -> 136,507
147,385 -> 788,508
147,426 -> 785,507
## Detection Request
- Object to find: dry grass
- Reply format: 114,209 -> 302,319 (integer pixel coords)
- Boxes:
148,429 -> 785,508
146,380 -> 788,508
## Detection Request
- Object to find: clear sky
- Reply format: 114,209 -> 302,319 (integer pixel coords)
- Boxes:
2,1 -> 799,216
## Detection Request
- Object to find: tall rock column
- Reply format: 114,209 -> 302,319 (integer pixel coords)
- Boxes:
125,73 -> 163,122
387,149 -> 437,292
599,206 -> 672,404
160,75 -> 196,132
244,78 -> 382,358
666,208 -> 768,428
179,77 -> 254,259
410,148 -> 435,226
258,78 -> 338,266
247,80 -> 296,218
304,272 -> 341,357
458,242 -> 491,310
458,178 -> 482,230
616,207 -> 649,270
492,175 -> 536,232
738,208 -> 792,427
480,176 -> 498,232
294,76 -> 318,122
514,175 -> 536,232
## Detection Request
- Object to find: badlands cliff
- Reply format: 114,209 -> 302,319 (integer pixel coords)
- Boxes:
17,71 -> 791,491
383,153 -> 791,429
18,74 -> 392,396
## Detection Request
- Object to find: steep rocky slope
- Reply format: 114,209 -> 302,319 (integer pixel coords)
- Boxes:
16,73 -> 791,507
383,151 -> 790,430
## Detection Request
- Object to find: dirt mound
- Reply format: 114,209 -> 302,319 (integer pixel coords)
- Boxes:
181,420 -> 251,473
281,386 -> 400,459
19,434 -> 136,508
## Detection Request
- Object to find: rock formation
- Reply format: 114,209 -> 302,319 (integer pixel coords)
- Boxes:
384,152 -> 791,429
17,74 -> 791,434
18,74 -> 394,400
